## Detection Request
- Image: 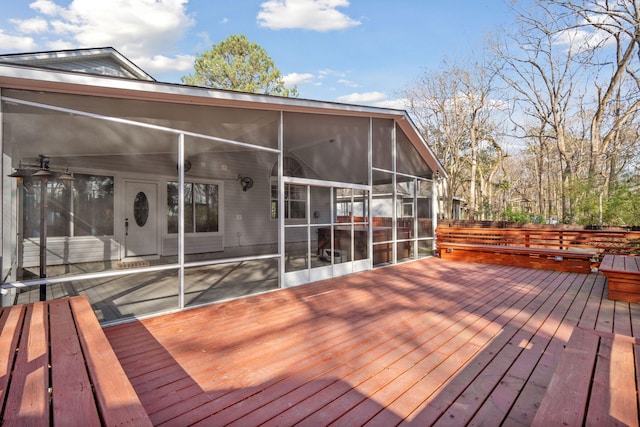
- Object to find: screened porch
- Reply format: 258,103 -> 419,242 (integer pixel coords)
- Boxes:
1,85 -> 438,323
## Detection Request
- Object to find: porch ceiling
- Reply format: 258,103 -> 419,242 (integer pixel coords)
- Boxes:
3,91 -> 372,184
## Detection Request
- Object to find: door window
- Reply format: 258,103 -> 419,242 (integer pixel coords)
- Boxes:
133,192 -> 149,226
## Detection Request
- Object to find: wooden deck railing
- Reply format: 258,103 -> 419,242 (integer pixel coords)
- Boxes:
436,225 -> 640,256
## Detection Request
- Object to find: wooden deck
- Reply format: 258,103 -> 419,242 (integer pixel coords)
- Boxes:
104,257 -> 640,426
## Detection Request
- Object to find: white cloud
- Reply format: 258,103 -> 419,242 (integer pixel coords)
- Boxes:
10,17 -> 49,34
134,53 -> 194,74
337,78 -> 358,88
30,0 -> 64,16
0,31 -> 37,50
283,72 -> 314,86
0,0 -> 196,76
337,91 -> 387,103
553,11 -> 621,54
46,39 -> 75,50
373,98 -> 408,109
69,0 -> 193,56
553,27 -> 613,53
257,0 -> 361,31
317,68 -> 346,81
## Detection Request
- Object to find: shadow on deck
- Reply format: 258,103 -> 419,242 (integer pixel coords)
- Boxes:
103,257 -> 640,426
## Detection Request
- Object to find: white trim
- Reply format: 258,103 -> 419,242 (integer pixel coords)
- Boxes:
283,176 -> 370,192
368,117 -> 374,270
178,133 -> 185,309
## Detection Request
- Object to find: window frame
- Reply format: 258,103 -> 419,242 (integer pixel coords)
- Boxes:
22,172 -> 115,238
271,182 -> 307,220
167,180 -> 220,234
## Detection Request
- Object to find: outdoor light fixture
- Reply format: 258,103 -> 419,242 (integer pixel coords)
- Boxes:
239,176 -> 254,192
7,154 -> 74,301
7,155 -> 74,182
176,160 -> 192,173
7,169 -> 30,179
58,166 -> 75,183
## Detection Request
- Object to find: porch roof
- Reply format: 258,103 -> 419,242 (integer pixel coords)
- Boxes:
104,257 -> 639,425
0,53 -> 446,178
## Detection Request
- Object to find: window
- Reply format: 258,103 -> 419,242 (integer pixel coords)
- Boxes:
271,184 -> 306,220
402,200 -> 414,217
270,157 -> 306,220
168,182 -> 219,233
23,173 -> 114,238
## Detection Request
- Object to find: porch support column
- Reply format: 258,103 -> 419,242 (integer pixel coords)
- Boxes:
367,118 -> 373,269
392,122 -> 397,264
278,112 -> 284,288
433,177 -> 438,252
38,175 -> 47,301
178,133 -> 185,308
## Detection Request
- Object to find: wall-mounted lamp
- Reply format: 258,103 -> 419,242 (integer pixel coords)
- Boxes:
176,160 -> 192,173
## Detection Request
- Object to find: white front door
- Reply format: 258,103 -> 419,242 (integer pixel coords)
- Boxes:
124,181 -> 158,258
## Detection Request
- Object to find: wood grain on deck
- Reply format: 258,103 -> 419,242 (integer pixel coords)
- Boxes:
104,257 -> 640,426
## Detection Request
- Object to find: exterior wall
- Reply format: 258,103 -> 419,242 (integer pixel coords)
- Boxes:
223,157 -> 277,249
12,150 -> 281,267
22,236 -> 120,267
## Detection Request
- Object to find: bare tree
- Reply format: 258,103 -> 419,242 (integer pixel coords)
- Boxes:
494,2 -> 590,222
547,0 -> 640,178
404,63 -> 469,219
403,57 -> 502,220
476,137 -> 507,219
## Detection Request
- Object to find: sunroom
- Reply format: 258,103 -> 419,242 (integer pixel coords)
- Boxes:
0,50 -> 444,324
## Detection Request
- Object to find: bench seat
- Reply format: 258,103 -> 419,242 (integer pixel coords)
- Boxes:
437,242 -> 597,273
533,327 -> 639,426
0,296 -> 151,426
599,254 -> 640,302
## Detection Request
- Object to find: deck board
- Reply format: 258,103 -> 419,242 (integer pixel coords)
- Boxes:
2,302 -> 49,427
103,257 -> 640,426
586,335 -> 638,426
504,273 -> 598,426
49,299 -> 101,425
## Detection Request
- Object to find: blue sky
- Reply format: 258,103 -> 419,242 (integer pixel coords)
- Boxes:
0,0 -> 516,107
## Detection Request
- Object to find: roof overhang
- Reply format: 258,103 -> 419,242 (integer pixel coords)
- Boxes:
0,47 -> 155,81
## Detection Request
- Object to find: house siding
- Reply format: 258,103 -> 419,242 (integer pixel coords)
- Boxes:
22,236 -> 121,268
